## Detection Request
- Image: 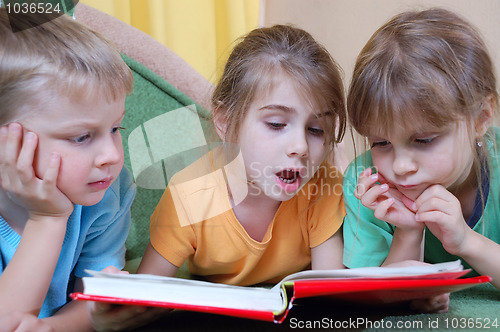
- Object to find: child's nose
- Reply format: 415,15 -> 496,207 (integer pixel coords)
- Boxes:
392,150 -> 417,175
96,138 -> 122,167
286,129 -> 308,158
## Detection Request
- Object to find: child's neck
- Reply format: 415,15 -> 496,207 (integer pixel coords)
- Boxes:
0,189 -> 29,235
230,193 -> 281,243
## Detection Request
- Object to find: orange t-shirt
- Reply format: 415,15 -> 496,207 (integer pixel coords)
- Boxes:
150,156 -> 345,286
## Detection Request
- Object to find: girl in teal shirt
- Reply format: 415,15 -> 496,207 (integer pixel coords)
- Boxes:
343,8 -> 500,296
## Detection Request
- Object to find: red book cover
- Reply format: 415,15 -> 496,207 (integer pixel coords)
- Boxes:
71,261 -> 491,323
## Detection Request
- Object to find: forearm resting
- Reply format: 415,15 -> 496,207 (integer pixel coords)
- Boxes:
0,216 -> 67,315
383,227 -> 425,266
458,230 -> 500,291
42,301 -> 93,332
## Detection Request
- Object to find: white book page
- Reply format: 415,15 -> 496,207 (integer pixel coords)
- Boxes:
83,270 -> 286,313
272,260 -> 464,290
83,260 -> 462,310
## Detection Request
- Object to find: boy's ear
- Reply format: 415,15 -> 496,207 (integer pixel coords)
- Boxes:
213,103 -> 228,141
475,94 -> 495,137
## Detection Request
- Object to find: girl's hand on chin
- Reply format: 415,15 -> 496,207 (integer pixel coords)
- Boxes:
413,184 -> 469,256
0,123 -> 73,221
355,168 -> 423,231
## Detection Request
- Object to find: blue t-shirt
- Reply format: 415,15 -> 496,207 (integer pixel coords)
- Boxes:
0,167 -> 136,318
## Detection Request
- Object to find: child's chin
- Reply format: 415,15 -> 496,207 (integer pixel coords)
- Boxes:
71,193 -> 106,207
399,189 -> 423,202
265,190 -> 297,202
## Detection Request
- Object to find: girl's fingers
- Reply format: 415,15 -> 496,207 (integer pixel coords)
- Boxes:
373,197 -> 394,220
401,194 -> 417,212
416,198 -> 450,218
355,168 -> 379,198
360,183 -> 389,208
415,210 -> 444,223
413,184 -> 449,209
415,185 -> 458,217
377,172 -> 389,184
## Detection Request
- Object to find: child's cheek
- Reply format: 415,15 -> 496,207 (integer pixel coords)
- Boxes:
32,140 -> 62,183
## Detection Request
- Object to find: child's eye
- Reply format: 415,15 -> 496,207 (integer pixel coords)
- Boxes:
415,137 -> 435,144
308,127 -> 324,136
371,141 -> 390,148
266,122 -> 286,130
112,126 -> 126,135
70,134 -> 91,144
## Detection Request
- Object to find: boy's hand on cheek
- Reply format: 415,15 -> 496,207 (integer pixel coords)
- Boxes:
413,184 -> 468,255
356,168 -> 423,231
0,123 -> 73,221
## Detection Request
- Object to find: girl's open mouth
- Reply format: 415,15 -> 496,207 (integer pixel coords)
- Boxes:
275,169 -> 301,193
277,169 -> 299,184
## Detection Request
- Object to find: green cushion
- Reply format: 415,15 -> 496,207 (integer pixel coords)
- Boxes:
119,54 -> 214,265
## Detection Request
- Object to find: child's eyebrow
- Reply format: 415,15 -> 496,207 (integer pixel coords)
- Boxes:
258,104 -> 294,113
54,109 -> 127,131
316,111 -> 333,118
258,105 -> 332,119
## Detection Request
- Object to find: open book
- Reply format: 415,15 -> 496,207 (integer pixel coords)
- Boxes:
71,260 -> 490,323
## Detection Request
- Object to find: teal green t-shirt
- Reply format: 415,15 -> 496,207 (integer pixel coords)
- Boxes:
343,127 -> 500,274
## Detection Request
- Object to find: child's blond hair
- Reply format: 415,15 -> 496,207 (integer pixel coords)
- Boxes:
0,9 -> 133,125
